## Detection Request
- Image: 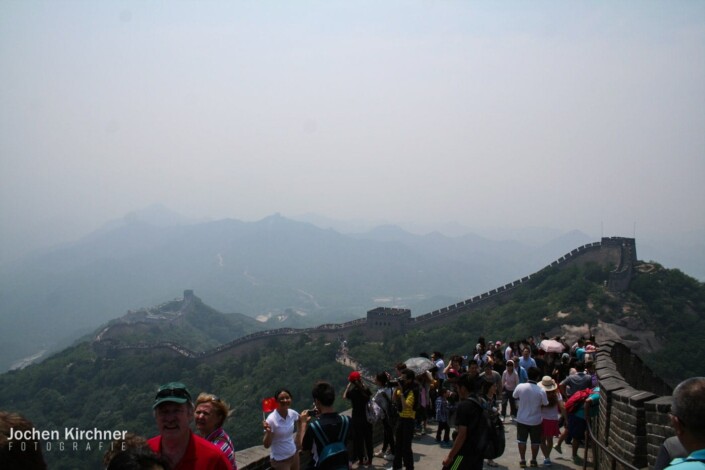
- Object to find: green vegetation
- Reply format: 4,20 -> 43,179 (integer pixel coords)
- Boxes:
102,297 -> 265,351
1,261 -> 703,468
0,337 -> 351,469
350,263 -> 613,373
628,264 -> 705,384
349,262 -> 705,385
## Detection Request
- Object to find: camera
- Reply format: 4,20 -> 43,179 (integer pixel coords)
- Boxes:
307,408 -> 319,418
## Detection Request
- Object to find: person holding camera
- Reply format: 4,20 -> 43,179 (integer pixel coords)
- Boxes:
299,381 -> 352,469
391,369 -> 420,470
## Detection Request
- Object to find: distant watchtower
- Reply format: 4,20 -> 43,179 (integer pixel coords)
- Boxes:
602,237 -> 637,292
366,307 -> 411,339
183,290 -> 195,301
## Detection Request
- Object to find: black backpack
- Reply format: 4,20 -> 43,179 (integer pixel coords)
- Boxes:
468,396 -> 505,459
308,415 -> 351,470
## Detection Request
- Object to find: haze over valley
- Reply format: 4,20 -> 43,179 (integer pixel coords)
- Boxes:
2,2 -> 703,371
1,207 -> 605,372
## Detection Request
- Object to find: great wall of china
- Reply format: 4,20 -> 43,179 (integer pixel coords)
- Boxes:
92,236 -> 636,361
91,236 -> 686,469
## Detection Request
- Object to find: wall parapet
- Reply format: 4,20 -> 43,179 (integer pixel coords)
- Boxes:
594,340 -> 675,470
94,237 -> 636,362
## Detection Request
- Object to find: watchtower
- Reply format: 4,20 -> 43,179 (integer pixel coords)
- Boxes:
366,307 -> 411,338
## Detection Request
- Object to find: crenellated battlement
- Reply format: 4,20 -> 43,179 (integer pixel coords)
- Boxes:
94,237 -> 638,360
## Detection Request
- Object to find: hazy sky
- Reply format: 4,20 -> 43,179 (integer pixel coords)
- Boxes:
2,1 -> 704,260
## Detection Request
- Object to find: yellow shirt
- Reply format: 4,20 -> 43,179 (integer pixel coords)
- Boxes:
397,389 -> 416,420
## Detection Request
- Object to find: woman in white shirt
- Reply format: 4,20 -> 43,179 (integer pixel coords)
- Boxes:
263,388 -> 302,470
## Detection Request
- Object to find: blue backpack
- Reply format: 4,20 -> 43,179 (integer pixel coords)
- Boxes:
309,415 -> 351,469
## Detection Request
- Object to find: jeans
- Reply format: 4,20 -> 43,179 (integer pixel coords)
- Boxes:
502,387 -> 517,418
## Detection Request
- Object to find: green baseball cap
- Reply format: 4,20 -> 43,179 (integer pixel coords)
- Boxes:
153,382 -> 192,409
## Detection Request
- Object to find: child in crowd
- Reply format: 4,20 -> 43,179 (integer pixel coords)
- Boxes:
435,388 -> 452,448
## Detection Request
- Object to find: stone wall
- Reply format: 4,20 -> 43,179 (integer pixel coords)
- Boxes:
410,237 -> 634,329
605,238 -> 637,292
95,237 -> 636,362
594,340 -> 674,470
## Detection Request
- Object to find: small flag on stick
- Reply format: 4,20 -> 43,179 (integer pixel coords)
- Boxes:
262,396 -> 278,421
262,397 -> 277,414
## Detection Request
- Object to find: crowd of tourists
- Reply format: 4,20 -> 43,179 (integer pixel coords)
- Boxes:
1,333 -> 704,470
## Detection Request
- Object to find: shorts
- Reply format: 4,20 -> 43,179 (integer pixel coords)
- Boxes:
541,419 -> 560,438
270,452 -> 300,470
516,422 -> 542,445
568,414 -> 587,440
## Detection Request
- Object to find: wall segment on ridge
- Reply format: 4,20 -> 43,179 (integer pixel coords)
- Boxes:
93,237 -> 637,363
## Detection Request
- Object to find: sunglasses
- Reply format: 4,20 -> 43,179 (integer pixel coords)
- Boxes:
156,388 -> 191,401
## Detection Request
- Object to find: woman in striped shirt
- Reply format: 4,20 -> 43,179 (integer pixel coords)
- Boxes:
195,392 -> 237,469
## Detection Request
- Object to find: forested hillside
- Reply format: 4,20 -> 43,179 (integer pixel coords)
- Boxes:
1,261 -> 702,468
0,337 -> 352,469
348,262 -> 705,386
0,214 -> 592,372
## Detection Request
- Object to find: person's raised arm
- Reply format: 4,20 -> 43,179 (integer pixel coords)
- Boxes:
262,419 -> 273,448
297,409 -> 311,450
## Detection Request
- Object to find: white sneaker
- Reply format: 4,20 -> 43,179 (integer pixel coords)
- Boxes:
384,453 -> 395,461
374,451 -> 385,458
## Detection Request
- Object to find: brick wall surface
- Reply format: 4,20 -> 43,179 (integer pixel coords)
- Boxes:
593,341 -> 675,470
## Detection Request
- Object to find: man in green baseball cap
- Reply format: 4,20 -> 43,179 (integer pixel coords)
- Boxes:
152,382 -> 193,409
147,382 -> 230,469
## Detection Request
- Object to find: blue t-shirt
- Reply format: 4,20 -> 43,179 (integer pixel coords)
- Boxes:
668,449 -> 705,469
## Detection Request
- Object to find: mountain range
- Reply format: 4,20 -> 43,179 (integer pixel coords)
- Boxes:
0,209 -> 596,371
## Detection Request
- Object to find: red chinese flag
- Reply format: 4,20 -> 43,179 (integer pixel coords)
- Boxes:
262,397 -> 277,413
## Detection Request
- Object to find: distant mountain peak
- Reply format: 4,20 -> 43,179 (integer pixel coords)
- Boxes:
122,204 -> 201,227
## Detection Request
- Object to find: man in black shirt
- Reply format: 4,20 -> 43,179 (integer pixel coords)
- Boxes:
442,373 -> 484,470
300,381 -> 352,470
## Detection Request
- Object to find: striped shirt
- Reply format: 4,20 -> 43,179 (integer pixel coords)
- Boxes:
206,427 -> 237,470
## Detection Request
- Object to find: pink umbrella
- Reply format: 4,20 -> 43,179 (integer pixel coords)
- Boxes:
539,339 -> 565,353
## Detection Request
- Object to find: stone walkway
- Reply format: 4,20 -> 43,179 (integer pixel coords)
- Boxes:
363,420 -> 592,470
335,348 -> 593,470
